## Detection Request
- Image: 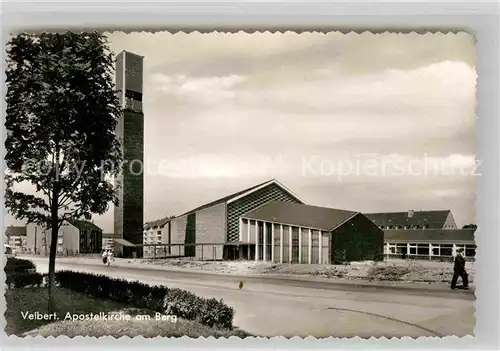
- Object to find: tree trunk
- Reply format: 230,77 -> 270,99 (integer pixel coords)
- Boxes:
48,187 -> 59,314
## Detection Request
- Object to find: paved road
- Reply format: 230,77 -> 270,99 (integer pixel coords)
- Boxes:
29,257 -> 475,338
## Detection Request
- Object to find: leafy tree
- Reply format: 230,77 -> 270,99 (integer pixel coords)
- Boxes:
462,224 -> 477,229
5,32 -> 122,313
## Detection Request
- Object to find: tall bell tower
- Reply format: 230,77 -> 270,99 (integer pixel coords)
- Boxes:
114,51 -> 144,258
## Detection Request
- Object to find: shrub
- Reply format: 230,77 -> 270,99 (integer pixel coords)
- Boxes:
163,288 -> 201,321
196,297 -> 235,329
331,248 -> 347,265
4,257 -> 36,274
162,288 -> 234,329
55,270 -> 235,329
5,258 -> 40,289
6,272 -> 44,288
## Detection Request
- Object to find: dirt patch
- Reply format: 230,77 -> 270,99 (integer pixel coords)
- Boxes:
252,263 -> 349,278
367,265 -> 412,281
132,258 -> 475,285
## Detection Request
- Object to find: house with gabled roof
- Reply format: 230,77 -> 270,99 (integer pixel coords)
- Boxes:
26,219 -> 102,255
364,210 -> 457,230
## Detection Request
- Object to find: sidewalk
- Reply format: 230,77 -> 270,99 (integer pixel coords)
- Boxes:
23,255 -> 475,295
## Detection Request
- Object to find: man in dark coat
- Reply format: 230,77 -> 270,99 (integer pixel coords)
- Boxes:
451,247 -> 468,289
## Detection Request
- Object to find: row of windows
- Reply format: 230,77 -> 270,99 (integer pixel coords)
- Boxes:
8,238 -> 27,244
143,247 -> 172,257
40,237 -> 65,244
385,243 -> 476,257
144,247 -> 167,252
143,230 -> 162,235
382,224 -> 456,230
382,225 -> 430,230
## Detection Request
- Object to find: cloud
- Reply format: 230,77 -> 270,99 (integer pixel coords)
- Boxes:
150,73 -> 246,105
236,60 -> 476,120
146,60 -> 475,160
105,31 -> 475,77
142,150 -> 477,185
7,32 -> 477,232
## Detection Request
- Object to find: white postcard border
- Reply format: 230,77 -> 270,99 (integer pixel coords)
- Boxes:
1,1 -> 498,350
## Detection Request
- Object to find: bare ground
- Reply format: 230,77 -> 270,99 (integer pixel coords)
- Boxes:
136,258 -> 475,284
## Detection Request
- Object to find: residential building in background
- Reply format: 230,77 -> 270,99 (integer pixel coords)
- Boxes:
143,217 -> 174,258
5,226 -> 27,254
364,210 -> 457,230
25,219 -> 102,255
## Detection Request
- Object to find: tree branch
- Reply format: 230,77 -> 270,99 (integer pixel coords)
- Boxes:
59,207 -> 84,223
57,195 -> 74,210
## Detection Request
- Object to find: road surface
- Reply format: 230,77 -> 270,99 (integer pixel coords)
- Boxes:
28,257 -> 475,338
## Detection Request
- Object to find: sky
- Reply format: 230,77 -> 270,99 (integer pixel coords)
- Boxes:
6,31 -> 477,231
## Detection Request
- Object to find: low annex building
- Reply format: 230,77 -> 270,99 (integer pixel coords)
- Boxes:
365,210 -> 475,260
102,233 -> 118,250
102,232 -> 137,257
384,228 -> 476,261
239,201 -> 384,264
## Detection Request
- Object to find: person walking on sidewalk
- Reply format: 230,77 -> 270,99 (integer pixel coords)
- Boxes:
102,249 -> 108,266
451,247 -> 469,290
106,249 -> 114,267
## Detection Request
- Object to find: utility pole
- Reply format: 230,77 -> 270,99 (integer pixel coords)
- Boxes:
44,230 -> 48,256
34,226 -> 37,254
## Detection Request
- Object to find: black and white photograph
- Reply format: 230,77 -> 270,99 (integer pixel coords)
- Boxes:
4,30 -> 477,339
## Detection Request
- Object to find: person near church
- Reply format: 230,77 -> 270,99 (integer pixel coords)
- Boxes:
102,249 -> 108,265
106,249 -> 114,266
451,247 -> 468,290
